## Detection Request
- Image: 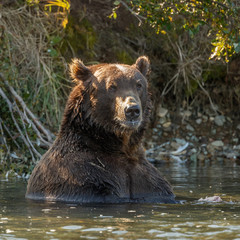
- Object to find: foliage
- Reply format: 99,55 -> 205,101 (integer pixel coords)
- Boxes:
44,0 -> 70,28
26,0 -> 70,27
0,1 -> 71,175
60,15 -> 97,60
112,0 -> 240,62
1,0 -> 239,176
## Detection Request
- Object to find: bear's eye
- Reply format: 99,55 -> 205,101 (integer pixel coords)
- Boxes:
109,84 -> 117,91
136,81 -> 143,90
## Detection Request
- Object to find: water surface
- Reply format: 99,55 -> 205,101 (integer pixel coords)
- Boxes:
1,161 -> 240,239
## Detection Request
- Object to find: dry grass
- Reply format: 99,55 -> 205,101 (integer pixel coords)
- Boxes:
161,37 -> 203,96
158,30 -> 219,113
1,3 -> 71,127
0,3 -> 71,170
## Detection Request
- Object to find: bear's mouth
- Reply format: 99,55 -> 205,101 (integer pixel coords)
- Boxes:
118,119 -> 141,129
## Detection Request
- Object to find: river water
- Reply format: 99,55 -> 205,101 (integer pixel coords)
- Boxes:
0,160 -> 240,240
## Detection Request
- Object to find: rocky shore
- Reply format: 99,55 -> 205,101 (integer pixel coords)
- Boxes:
145,106 -> 240,164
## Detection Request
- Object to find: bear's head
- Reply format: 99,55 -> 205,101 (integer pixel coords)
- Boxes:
64,56 -> 151,138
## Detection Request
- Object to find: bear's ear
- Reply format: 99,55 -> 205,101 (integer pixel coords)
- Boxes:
134,56 -> 150,77
69,58 -> 92,82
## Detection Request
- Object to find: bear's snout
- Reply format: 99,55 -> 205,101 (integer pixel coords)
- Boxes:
116,96 -> 142,129
114,95 -> 142,129
125,104 -> 140,120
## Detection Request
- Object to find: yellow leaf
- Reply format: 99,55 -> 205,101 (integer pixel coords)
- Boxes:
61,17 -> 68,28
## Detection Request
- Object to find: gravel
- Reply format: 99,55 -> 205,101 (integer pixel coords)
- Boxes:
146,108 -> 240,163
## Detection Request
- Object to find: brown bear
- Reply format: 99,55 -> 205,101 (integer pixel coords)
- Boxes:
26,56 -> 176,203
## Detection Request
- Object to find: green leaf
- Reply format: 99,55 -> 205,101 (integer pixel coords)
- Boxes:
114,1 -> 120,5
233,43 -> 240,53
50,36 -> 62,45
47,48 -> 58,57
189,29 -> 194,38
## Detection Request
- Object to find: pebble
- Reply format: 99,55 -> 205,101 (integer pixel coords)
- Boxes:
207,148 -> 215,156
190,148 -> 197,154
196,118 -> 202,125
183,110 -> 192,117
163,132 -> 169,137
233,138 -> 238,144
186,124 -> 194,131
202,115 -> 208,122
163,122 -> 171,128
198,153 -> 205,161
211,140 -> 224,148
209,117 -> 215,122
159,117 -> 167,124
234,145 -> 240,150
214,115 -> 226,127
170,142 -> 180,150
157,107 -> 168,118
175,138 -> 187,145
190,153 -> 197,162
190,135 -> 198,142
152,135 -> 159,140
224,152 -> 238,159
211,129 -> 217,135
237,124 -> 240,130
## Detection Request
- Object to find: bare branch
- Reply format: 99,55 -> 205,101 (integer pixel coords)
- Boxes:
0,118 -> 10,162
0,87 -> 36,161
0,73 -> 54,143
0,116 -> 20,149
119,0 -> 146,25
14,103 -> 42,158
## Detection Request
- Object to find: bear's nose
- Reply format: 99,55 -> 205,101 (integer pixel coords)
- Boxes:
125,105 -> 140,120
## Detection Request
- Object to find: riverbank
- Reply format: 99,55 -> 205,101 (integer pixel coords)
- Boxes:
145,106 -> 240,164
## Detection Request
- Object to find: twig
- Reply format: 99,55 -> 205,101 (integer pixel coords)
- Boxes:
198,81 -> 218,114
0,87 -> 36,161
0,118 -> 10,162
119,0 -> 146,25
20,107 -> 51,147
0,116 -> 20,149
1,74 -> 54,143
14,102 -> 42,158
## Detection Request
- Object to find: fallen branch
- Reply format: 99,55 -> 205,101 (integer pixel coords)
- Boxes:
1,73 -> 54,143
14,102 -> 42,158
0,118 -> 10,162
0,87 -> 36,161
0,72 -> 56,161
0,116 -> 20,149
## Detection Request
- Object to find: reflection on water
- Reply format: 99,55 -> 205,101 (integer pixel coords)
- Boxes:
1,161 -> 240,240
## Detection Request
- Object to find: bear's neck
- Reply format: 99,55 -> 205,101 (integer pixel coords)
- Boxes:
58,114 -> 145,158
57,91 -> 150,159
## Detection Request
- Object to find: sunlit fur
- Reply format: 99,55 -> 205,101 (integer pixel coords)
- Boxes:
26,56 -> 176,204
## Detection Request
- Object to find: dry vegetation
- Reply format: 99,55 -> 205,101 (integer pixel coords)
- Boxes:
0,3 -> 70,173
0,0 -> 239,175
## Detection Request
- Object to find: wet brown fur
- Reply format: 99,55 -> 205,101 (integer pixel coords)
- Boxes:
26,56 -> 176,203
